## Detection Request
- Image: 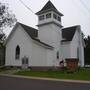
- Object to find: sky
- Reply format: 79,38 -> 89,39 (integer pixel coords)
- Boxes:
0,0 -> 90,36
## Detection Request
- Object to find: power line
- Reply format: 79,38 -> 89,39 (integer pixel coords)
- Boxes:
71,0 -> 90,20
79,0 -> 90,13
71,0 -> 87,15
19,0 -> 35,14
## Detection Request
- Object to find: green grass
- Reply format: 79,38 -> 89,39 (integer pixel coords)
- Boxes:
15,68 -> 90,81
0,66 -> 6,72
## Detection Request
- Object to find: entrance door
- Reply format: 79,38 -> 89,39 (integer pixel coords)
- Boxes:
22,56 -> 29,69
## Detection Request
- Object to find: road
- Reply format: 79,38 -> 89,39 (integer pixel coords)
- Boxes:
0,76 -> 90,90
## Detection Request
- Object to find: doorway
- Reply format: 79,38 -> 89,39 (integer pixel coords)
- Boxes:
22,56 -> 29,69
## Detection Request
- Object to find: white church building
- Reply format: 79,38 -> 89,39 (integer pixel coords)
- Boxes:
5,1 -> 84,70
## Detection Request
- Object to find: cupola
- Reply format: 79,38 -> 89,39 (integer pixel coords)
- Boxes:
36,0 -> 63,27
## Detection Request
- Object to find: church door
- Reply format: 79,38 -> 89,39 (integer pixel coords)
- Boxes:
22,56 -> 29,69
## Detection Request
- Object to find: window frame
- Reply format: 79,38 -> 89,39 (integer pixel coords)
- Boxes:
46,13 -> 51,19
53,13 -> 57,20
58,16 -> 61,22
39,15 -> 45,21
57,51 -> 59,59
15,45 -> 20,60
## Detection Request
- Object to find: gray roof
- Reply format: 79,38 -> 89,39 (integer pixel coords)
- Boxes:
36,1 -> 63,16
62,25 -> 79,42
19,23 -> 38,39
19,23 -> 53,49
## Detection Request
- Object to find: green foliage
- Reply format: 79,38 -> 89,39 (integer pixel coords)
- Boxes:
0,66 -> 6,72
0,33 -> 6,66
0,2 -> 16,66
84,36 -> 90,64
0,33 -> 6,46
0,2 -> 17,31
15,68 -> 90,81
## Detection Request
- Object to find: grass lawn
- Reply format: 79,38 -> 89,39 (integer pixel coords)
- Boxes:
15,68 -> 90,81
0,66 -> 6,72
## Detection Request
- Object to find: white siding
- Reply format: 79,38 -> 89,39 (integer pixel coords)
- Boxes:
47,49 -> 54,66
38,24 -> 61,47
70,29 -> 84,67
30,40 -> 54,66
38,23 -> 62,66
5,25 -> 33,66
61,27 -> 84,67
61,42 -> 71,59
70,30 -> 79,58
5,24 -> 54,67
31,41 -> 47,66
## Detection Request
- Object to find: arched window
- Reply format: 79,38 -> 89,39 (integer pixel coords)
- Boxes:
77,47 -> 79,59
57,51 -> 59,59
15,45 -> 20,60
46,13 -> 51,19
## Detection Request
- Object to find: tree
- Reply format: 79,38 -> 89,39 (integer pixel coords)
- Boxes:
0,2 -> 17,33
84,36 -> 90,65
0,33 -> 6,66
0,2 -> 16,66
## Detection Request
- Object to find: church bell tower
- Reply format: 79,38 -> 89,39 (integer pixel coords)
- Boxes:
36,0 -> 64,66
36,0 -> 63,46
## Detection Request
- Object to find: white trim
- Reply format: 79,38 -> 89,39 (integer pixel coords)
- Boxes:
85,65 -> 90,67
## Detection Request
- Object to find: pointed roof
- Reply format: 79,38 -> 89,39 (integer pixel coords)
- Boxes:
19,23 -> 38,39
19,23 -> 53,49
62,25 -> 79,42
40,0 -> 57,12
36,0 -> 63,16
5,22 -> 53,49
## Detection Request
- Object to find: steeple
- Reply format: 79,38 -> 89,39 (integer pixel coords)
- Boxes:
36,1 -> 63,56
36,0 -> 63,27
36,0 -> 63,16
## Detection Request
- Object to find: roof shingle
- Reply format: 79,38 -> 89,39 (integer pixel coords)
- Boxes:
36,1 -> 63,16
19,23 -> 53,49
62,26 -> 79,42
19,23 -> 38,38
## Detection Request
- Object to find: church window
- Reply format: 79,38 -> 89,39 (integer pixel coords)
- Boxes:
53,13 -> 57,20
58,16 -> 61,22
46,13 -> 51,19
77,47 -> 79,59
57,51 -> 59,59
39,15 -> 44,20
15,45 -> 20,60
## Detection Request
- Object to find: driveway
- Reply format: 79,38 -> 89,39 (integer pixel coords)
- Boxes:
0,76 -> 90,90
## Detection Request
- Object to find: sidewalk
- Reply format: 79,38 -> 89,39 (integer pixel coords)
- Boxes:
0,73 -> 90,84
